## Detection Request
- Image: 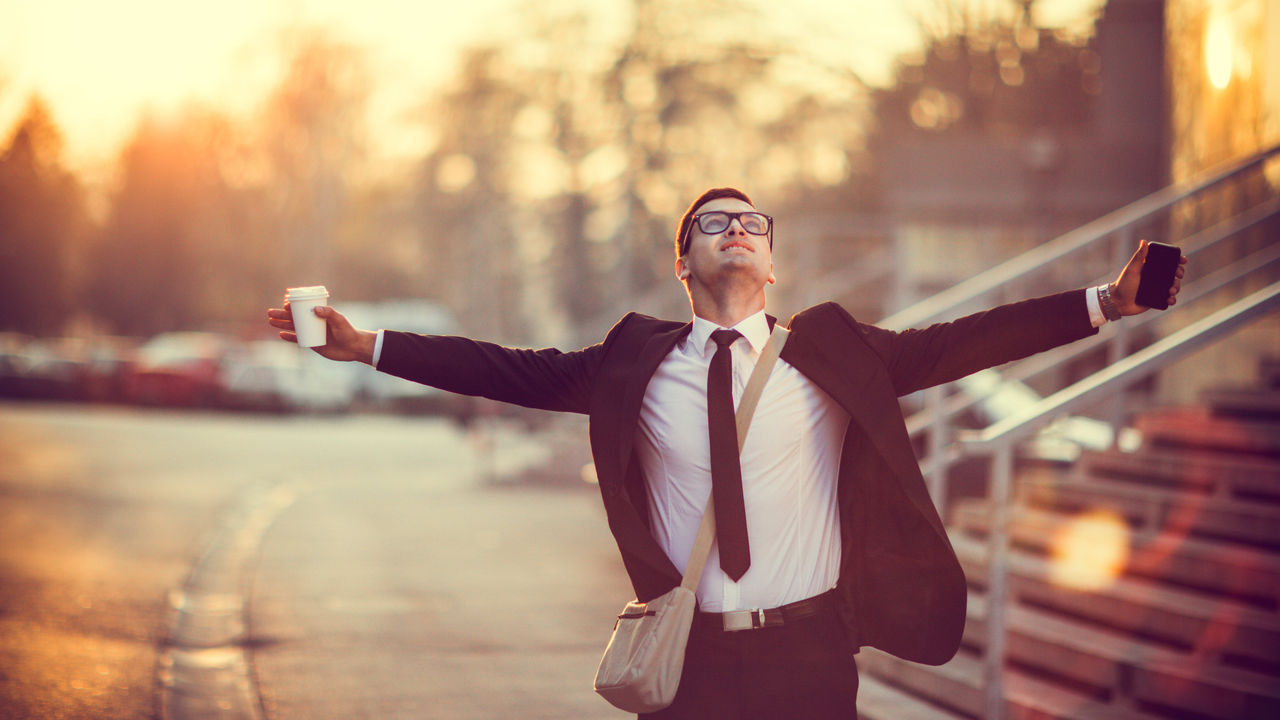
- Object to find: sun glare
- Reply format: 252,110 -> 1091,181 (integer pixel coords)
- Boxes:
1048,508 -> 1131,591
1205,14 -> 1234,90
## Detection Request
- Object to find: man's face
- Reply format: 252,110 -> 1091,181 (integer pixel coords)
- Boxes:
676,197 -> 774,291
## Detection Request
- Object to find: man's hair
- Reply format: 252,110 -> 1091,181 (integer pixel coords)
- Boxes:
675,187 -> 753,257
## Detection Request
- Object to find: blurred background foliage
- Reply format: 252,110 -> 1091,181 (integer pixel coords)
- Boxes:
0,0 -> 1106,347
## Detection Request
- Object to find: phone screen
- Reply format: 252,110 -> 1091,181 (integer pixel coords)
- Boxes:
1135,242 -> 1181,310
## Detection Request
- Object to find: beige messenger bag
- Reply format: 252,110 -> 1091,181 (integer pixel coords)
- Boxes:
593,324 -> 790,713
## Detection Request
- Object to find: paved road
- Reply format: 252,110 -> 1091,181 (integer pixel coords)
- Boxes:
0,402 -> 632,719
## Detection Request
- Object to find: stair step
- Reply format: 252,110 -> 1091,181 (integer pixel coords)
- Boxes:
1079,447 -> 1280,502
860,648 -> 982,717
1261,358 -> 1280,390
858,674 -> 968,720
1022,477 -> 1280,549
1133,659 -> 1280,719
951,502 -> 1280,608
962,594 -> 1280,718
859,648 -> 1167,720
949,532 -> 1280,671
1203,388 -> 1280,422
1135,408 -> 1280,458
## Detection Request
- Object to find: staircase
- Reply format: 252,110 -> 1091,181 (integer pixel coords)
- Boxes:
859,363 -> 1280,719
852,145 -> 1280,719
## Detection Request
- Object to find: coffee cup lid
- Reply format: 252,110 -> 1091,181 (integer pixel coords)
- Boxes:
285,285 -> 329,300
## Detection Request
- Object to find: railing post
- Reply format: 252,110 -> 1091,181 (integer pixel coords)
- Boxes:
984,443 -> 1014,720
1108,228 -> 1134,442
926,384 -> 949,509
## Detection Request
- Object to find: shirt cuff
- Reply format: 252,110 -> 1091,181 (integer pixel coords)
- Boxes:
371,327 -> 384,366
1086,285 -> 1107,328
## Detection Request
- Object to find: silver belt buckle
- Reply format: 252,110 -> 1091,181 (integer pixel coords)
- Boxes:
721,608 -> 766,632
721,609 -> 754,632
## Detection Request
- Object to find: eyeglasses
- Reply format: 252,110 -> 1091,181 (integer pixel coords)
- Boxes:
680,211 -> 774,255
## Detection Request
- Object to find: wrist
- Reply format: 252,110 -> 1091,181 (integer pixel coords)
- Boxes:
357,330 -> 378,365
1098,283 -> 1122,322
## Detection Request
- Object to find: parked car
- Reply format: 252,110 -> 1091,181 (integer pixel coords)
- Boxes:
74,336 -> 138,403
0,334 -> 82,401
125,332 -> 229,407
220,340 -> 356,413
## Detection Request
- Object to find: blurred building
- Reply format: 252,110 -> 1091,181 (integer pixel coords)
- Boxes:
874,0 -> 1168,309
1160,0 -> 1280,402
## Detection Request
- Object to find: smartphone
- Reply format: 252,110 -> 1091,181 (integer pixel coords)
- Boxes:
1135,242 -> 1181,310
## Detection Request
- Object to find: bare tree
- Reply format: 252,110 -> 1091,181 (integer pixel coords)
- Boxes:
258,29 -> 371,287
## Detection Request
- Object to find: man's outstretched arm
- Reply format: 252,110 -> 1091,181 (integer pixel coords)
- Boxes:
857,240 -> 1188,396
267,302 -> 603,414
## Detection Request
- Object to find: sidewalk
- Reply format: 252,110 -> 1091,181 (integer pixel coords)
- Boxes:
244,415 -> 632,719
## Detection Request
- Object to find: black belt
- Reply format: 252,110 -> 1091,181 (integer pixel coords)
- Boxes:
695,589 -> 837,632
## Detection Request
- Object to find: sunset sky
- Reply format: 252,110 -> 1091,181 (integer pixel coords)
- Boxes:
0,0 -> 1103,178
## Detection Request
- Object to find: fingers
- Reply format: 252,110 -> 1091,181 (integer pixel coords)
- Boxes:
278,330 -> 298,343
267,308 -> 295,332
1166,259 -> 1187,306
1171,255 -> 1188,304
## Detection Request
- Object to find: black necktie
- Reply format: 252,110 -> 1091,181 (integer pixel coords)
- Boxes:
708,328 -> 750,581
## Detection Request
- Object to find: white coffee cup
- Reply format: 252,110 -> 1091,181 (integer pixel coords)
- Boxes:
284,286 -> 330,348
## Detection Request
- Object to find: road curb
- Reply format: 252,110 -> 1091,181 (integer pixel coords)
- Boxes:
158,481 -> 302,720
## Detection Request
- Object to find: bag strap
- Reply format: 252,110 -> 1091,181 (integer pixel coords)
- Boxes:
680,323 -> 791,592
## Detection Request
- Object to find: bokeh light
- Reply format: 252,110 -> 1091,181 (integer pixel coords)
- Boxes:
1048,507 -> 1131,592
1205,13 -> 1234,89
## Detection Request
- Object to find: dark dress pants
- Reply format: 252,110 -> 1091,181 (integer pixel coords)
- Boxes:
640,601 -> 859,720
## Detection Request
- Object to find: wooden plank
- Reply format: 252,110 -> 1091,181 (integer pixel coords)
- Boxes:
1079,447 -> 1280,500
964,594 -> 1280,716
1021,477 -> 1280,548
859,648 -> 1169,720
858,674 -> 970,720
1135,409 -> 1280,457
951,503 -> 1280,606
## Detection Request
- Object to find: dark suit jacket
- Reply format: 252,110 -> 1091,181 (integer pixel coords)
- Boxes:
378,289 -> 1098,665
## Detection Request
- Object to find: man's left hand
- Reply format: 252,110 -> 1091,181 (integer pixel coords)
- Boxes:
1112,240 -> 1188,316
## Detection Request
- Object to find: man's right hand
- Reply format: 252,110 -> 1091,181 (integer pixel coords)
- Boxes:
267,303 -> 377,365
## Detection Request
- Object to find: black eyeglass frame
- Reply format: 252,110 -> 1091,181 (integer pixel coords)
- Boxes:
679,211 -> 774,256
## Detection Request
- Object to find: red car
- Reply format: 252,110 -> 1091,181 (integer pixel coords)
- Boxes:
125,332 -> 229,407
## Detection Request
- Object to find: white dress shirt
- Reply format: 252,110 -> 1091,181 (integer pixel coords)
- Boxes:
634,310 -> 849,612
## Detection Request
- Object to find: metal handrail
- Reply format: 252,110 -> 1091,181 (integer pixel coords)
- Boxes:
902,146 -> 1280,508
879,143 -> 1280,331
967,282 -> 1280,450
902,195 -> 1280,438
961,282 -> 1280,719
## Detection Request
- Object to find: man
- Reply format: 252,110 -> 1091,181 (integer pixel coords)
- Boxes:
267,187 -> 1185,718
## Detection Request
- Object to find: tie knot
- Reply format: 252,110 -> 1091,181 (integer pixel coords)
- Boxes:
711,328 -> 741,349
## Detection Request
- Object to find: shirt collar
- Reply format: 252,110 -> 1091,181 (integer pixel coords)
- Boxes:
687,309 -> 770,360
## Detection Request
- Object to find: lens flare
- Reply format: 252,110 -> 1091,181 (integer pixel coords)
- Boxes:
1048,508 -> 1131,591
